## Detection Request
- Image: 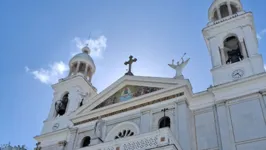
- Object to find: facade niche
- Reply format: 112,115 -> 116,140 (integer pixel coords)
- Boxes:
81,136 -> 91,148
159,116 -> 171,129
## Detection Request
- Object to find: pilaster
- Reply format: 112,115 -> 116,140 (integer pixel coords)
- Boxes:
140,110 -> 151,133
216,102 -> 236,150
177,100 -> 192,150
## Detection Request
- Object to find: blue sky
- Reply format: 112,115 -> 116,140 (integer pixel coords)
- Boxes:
0,0 -> 265,149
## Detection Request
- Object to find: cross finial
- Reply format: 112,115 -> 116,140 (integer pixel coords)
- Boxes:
124,55 -> 137,76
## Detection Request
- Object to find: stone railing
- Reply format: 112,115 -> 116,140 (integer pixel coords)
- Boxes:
79,128 -> 182,150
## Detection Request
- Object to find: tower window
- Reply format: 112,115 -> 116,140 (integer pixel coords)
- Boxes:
159,116 -> 171,129
220,4 -> 229,18
231,4 -> 238,14
224,36 -> 243,64
213,10 -> 219,21
81,136 -> 91,147
55,92 -> 69,116
79,62 -> 86,73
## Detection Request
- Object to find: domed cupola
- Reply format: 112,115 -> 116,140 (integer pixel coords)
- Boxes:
208,0 -> 243,22
68,45 -> 96,82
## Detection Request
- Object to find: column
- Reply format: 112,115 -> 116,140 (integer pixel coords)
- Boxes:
240,40 -> 248,58
220,47 -> 226,65
68,64 -> 73,76
216,102 -> 236,150
216,7 -> 222,19
227,2 -> 232,15
75,62 -> 80,75
140,110 -> 151,133
84,64 -> 89,77
89,73 -> 92,82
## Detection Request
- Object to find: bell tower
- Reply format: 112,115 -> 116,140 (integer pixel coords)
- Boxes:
40,45 -> 97,135
203,0 -> 265,85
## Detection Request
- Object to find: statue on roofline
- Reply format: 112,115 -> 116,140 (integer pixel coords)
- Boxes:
168,53 -> 190,78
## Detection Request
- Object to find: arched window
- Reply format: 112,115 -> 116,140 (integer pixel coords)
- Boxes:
220,4 -> 229,18
159,116 -> 171,129
212,9 -> 219,21
55,92 -> 69,116
79,62 -> 86,73
224,36 -> 243,64
114,130 -> 134,139
105,122 -> 140,142
231,4 -> 238,14
81,136 -> 91,148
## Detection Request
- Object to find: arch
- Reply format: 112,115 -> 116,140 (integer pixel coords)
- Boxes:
79,62 -> 86,73
105,122 -> 140,142
80,136 -> 91,148
231,3 -> 238,14
158,116 -> 171,129
212,9 -> 219,21
54,92 -> 69,117
223,35 -> 243,64
220,3 -> 229,18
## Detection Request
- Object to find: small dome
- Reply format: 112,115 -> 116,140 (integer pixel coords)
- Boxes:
67,45 -> 96,83
208,0 -> 243,21
69,52 -> 96,73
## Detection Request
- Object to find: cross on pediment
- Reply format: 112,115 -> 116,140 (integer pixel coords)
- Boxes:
124,55 -> 137,76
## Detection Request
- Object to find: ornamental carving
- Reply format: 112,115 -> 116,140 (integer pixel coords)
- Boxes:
93,86 -> 162,110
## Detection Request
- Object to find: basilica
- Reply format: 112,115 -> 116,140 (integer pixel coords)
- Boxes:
34,0 -> 266,150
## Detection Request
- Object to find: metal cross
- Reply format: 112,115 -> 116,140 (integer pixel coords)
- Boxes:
161,108 -> 169,128
124,55 -> 137,76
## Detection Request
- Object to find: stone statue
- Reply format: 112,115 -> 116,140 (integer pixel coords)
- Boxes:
94,116 -> 106,142
168,53 -> 190,78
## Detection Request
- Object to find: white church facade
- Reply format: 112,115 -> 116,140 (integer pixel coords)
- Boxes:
34,0 -> 266,150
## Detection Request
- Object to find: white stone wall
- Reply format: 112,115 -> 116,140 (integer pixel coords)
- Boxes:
193,94 -> 266,150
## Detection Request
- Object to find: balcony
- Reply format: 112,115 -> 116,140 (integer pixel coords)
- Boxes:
79,128 -> 182,150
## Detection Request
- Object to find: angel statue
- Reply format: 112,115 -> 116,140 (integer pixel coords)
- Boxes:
168,53 -> 190,78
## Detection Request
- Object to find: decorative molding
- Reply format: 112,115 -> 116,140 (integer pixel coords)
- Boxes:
74,93 -> 184,126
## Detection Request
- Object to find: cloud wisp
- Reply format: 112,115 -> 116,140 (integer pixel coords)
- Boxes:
26,34 -> 107,85
26,61 -> 68,84
257,29 -> 266,40
73,35 -> 107,58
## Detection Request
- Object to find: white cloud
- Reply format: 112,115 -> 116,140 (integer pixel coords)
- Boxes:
26,35 -> 107,85
26,61 -> 68,85
25,66 -> 30,72
73,35 -> 107,58
257,29 -> 266,40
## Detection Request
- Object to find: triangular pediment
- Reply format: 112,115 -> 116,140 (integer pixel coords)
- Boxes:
73,75 -> 190,117
93,85 -> 162,110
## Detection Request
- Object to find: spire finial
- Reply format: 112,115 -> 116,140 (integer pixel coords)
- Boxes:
82,32 -> 92,54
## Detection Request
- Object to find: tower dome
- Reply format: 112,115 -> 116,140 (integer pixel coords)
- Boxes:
208,0 -> 243,22
68,45 -> 96,82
